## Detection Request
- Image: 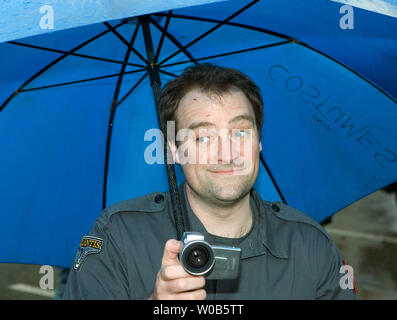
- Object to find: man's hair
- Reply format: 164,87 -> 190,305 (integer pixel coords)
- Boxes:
159,63 -> 263,137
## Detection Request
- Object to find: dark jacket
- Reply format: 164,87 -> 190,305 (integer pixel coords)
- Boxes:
63,184 -> 356,300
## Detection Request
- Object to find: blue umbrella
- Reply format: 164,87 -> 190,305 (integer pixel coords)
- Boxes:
1,0 -> 396,268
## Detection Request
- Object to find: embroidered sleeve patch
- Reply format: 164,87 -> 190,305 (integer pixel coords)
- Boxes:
73,236 -> 103,271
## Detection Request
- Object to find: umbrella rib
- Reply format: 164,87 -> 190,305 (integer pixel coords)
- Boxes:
158,69 -> 179,78
103,22 -> 149,65
153,13 -> 292,41
148,16 -> 198,65
0,20 -> 130,113
297,41 -> 397,104
114,71 -> 149,108
19,69 -> 146,92
103,27 -> 138,210
155,13 -> 397,104
260,153 -> 287,204
161,40 -> 291,68
8,41 -> 145,69
158,0 -> 260,66
153,11 -> 173,63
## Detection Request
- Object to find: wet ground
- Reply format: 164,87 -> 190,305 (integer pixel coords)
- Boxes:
1,189 -> 396,299
324,189 -> 397,299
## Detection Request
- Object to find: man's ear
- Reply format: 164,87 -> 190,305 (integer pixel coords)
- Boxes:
168,140 -> 180,164
259,141 -> 262,153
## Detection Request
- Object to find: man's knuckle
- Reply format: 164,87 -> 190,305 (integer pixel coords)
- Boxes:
177,278 -> 187,290
161,266 -> 172,280
163,267 -> 170,279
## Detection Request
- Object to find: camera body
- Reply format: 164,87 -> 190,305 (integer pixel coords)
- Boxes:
179,232 -> 241,280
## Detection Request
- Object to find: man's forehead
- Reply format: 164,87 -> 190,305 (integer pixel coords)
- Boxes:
177,88 -> 255,126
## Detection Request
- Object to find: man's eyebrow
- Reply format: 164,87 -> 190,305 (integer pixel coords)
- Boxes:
228,114 -> 255,125
187,114 -> 255,130
187,121 -> 216,130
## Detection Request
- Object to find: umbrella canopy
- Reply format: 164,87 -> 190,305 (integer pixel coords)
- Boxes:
0,0 -> 227,43
1,0 -> 396,267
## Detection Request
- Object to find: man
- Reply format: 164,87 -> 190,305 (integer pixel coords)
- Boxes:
63,64 -> 356,299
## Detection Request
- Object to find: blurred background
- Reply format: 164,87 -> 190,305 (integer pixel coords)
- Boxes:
1,184 -> 396,300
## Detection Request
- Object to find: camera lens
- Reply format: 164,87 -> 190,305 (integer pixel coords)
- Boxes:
181,241 -> 215,276
186,245 -> 209,268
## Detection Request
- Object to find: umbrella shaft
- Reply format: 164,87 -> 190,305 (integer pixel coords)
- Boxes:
140,16 -> 186,239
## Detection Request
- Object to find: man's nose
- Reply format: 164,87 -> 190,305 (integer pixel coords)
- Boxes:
217,132 -> 239,164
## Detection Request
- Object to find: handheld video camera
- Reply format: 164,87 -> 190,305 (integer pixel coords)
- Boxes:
179,232 -> 241,280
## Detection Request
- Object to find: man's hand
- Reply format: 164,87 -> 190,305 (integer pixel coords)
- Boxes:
148,239 -> 207,300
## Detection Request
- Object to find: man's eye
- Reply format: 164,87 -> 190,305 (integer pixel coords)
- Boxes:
233,130 -> 250,138
197,136 -> 210,143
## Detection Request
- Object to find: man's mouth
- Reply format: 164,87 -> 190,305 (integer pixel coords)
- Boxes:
210,170 -> 235,175
207,168 -> 246,175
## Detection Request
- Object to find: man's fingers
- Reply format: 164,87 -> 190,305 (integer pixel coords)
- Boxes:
151,239 -> 207,300
174,289 -> 207,300
161,239 -> 182,266
167,276 -> 206,294
156,288 -> 207,301
160,264 -> 190,281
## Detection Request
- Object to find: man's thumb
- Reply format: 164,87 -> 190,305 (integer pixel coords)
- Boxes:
161,239 -> 182,266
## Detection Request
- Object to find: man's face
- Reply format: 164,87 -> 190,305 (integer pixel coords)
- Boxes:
171,87 -> 262,205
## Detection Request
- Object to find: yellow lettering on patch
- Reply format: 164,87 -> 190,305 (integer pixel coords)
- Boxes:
80,237 -> 102,249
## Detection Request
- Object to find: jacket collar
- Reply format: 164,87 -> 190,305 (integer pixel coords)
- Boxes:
251,189 -> 289,259
178,183 -> 289,260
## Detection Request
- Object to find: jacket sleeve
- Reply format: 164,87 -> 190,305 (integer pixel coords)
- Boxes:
315,234 -> 357,300
63,211 -> 131,300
